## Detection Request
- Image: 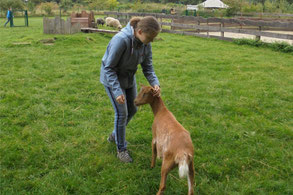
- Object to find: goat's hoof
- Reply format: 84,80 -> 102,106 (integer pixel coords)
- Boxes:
156,191 -> 163,195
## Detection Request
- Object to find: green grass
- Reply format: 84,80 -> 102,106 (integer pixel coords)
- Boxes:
0,17 -> 292,194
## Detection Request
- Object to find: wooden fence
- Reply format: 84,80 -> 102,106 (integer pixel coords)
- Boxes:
104,11 -> 293,43
43,17 -> 81,34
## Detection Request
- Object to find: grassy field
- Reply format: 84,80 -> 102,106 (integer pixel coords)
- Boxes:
0,17 -> 292,194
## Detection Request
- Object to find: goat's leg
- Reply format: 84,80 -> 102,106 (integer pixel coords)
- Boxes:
151,139 -> 157,168
187,160 -> 195,195
157,157 -> 175,195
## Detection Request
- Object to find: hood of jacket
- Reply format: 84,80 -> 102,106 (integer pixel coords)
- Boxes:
120,22 -> 144,54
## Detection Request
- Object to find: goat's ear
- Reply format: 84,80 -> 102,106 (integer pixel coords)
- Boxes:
139,83 -> 145,87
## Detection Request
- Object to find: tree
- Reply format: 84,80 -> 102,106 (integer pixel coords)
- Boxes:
31,0 -> 42,4
0,0 -> 24,10
223,0 -> 242,16
40,2 -> 54,15
26,0 -> 42,13
106,0 -> 119,10
88,0 -> 106,10
60,0 -> 72,12
264,0 -> 278,12
132,0 -> 142,11
71,0 -> 85,4
278,0 -> 291,12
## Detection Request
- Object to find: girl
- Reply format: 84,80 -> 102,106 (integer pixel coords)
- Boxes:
100,16 -> 161,163
4,8 -> 12,27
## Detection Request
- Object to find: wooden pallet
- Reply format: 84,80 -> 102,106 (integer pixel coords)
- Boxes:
81,28 -> 118,34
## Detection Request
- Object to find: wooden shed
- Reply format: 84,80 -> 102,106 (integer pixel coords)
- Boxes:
70,11 -> 95,28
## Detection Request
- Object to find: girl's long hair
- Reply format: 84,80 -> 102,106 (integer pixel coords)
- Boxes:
130,16 -> 161,36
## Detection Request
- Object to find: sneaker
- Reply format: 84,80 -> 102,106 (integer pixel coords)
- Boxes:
107,133 -> 115,143
117,149 -> 133,163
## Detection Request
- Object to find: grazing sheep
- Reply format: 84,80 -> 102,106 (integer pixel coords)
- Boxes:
96,18 -> 105,26
134,85 -> 195,195
105,17 -> 122,30
105,17 -> 115,25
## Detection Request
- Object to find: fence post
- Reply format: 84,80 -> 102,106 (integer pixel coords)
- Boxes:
221,21 -> 224,38
43,17 -> 47,34
197,19 -> 200,34
256,26 -> 261,41
206,20 -> 209,37
25,10 -> 28,27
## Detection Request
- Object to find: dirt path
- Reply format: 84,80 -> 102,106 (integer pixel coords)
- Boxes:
200,31 -> 293,45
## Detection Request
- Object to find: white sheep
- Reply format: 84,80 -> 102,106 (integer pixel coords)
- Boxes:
105,17 -> 122,30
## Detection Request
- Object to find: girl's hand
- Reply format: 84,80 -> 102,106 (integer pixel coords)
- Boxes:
153,85 -> 161,97
116,95 -> 125,104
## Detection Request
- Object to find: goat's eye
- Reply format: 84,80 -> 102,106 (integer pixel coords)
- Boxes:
142,93 -> 146,98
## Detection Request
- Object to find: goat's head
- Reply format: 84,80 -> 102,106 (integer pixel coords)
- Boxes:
134,85 -> 155,106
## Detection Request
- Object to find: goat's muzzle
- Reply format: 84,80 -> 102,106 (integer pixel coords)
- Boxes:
134,100 -> 139,106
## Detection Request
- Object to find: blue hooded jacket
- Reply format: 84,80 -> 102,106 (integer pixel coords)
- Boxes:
100,22 -> 160,98
7,10 -> 12,19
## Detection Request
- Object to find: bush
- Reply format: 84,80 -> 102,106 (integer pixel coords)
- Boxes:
197,10 -> 216,18
264,1 -> 278,13
40,2 -> 55,16
225,7 -> 239,17
234,39 -> 293,54
88,0 -> 106,11
271,42 -> 293,53
117,3 -> 132,11
242,3 -> 263,13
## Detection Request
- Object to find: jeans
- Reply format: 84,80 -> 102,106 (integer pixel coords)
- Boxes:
104,83 -> 137,151
4,18 -> 10,27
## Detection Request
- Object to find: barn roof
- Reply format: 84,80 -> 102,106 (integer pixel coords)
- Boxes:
187,0 -> 229,10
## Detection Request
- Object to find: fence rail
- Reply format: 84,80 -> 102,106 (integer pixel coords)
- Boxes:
104,11 -> 293,43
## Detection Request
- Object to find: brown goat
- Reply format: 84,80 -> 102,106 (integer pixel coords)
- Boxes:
134,85 -> 195,195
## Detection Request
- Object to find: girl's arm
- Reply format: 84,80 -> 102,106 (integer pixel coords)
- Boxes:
103,36 -> 126,99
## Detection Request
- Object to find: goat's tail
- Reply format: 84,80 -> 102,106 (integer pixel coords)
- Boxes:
176,152 -> 192,178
